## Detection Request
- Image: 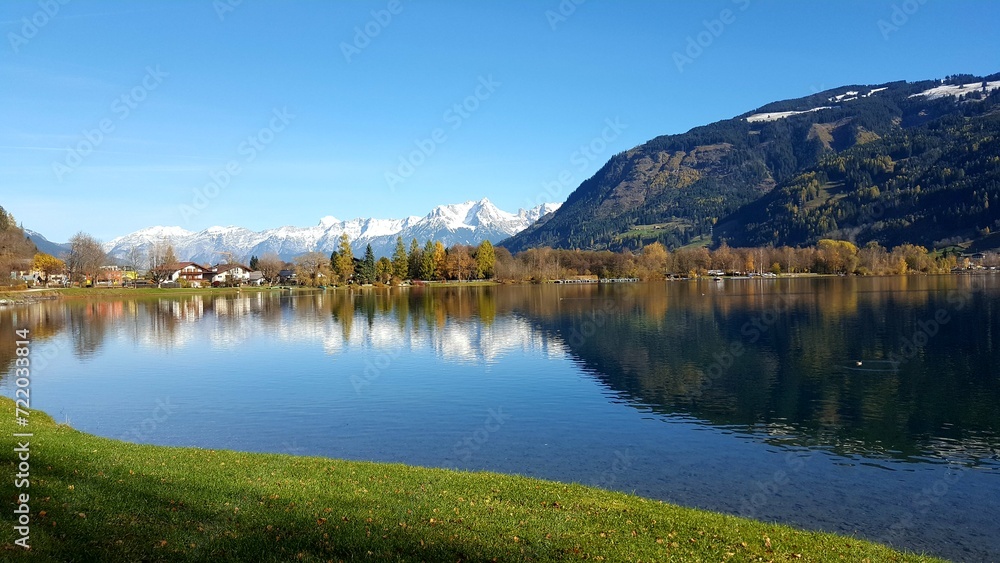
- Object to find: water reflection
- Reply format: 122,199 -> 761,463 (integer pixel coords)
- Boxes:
2,277 -> 999,469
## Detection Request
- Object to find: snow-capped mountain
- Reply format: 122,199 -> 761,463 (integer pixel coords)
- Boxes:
103,199 -> 561,263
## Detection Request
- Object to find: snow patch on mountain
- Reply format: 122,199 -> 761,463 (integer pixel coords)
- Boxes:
910,81 -> 1000,100
104,199 -> 561,263
745,106 -> 832,123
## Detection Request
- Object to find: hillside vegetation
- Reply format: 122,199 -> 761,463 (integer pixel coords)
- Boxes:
504,73 -> 1000,253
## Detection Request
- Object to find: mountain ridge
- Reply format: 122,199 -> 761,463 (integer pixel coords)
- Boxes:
502,73 -> 1000,253
100,199 -> 560,264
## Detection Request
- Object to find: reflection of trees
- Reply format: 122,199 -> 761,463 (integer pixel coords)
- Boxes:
519,277 -> 1000,464
0,301 -> 70,380
4,279 -> 997,465
67,302 -> 113,358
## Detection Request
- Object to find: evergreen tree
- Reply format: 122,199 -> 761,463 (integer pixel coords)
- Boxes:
420,240 -> 436,280
360,244 -> 376,284
392,236 -> 409,280
408,238 -> 422,279
249,255 -> 259,270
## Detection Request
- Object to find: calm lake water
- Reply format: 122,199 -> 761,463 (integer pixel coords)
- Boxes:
2,277 -> 999,561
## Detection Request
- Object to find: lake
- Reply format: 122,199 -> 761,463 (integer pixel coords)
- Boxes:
2,277 -> 998,561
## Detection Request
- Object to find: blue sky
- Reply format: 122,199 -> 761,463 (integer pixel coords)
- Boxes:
2,0 -> 999,242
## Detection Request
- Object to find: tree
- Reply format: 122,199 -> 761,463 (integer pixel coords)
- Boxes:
123,244 -> 145,277
147,239 -> 178,285
376,257 -> 393,284
420,240 -> 436,280
392,236 -> 409,280
66,232 -> 107,285
447,245 -> 476,281
816,239 -> 858,274
294,252 -> 331,286
256,253 -> 284,283
475,240 -> 496,279
359,244 -> 376,284
333,233 -> 354,282
408,238 -> 422,279
0,207 -> 36,285
32,253 -> 64,286
432,241 -> 447,280
249,255 -> 259,270
639,242 -> 668,278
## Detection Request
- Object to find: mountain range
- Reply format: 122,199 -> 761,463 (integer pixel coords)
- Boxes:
23,72 -> 1000,263
99,199 -> 559,264
504,72 -> 1000,253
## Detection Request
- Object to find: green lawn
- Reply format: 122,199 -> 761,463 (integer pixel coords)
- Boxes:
0,398 -> 942,562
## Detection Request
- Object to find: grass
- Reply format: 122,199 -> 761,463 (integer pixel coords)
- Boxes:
0,399 -> 943,562
676,235 -> 713,251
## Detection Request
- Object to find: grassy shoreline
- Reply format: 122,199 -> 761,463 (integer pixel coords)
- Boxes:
0,398 -> 941,562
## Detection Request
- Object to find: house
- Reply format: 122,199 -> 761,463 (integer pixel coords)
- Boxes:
248,271 -> 265,285
169,262 -> 213,287
210,263 -> 252,285
97,265 -> 125,286
278,269 -> 298,285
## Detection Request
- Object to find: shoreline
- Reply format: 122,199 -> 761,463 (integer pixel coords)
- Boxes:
2,270 -> 995,303
0,397 -> 941,561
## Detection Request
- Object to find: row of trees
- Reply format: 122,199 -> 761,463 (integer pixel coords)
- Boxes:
6,218 -> 996,290
492,240 -> 997,282
287,235 -> 498,287
285,236 -> 987,287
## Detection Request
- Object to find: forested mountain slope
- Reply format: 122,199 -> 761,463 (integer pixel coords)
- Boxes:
503,73 -> 1000,252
